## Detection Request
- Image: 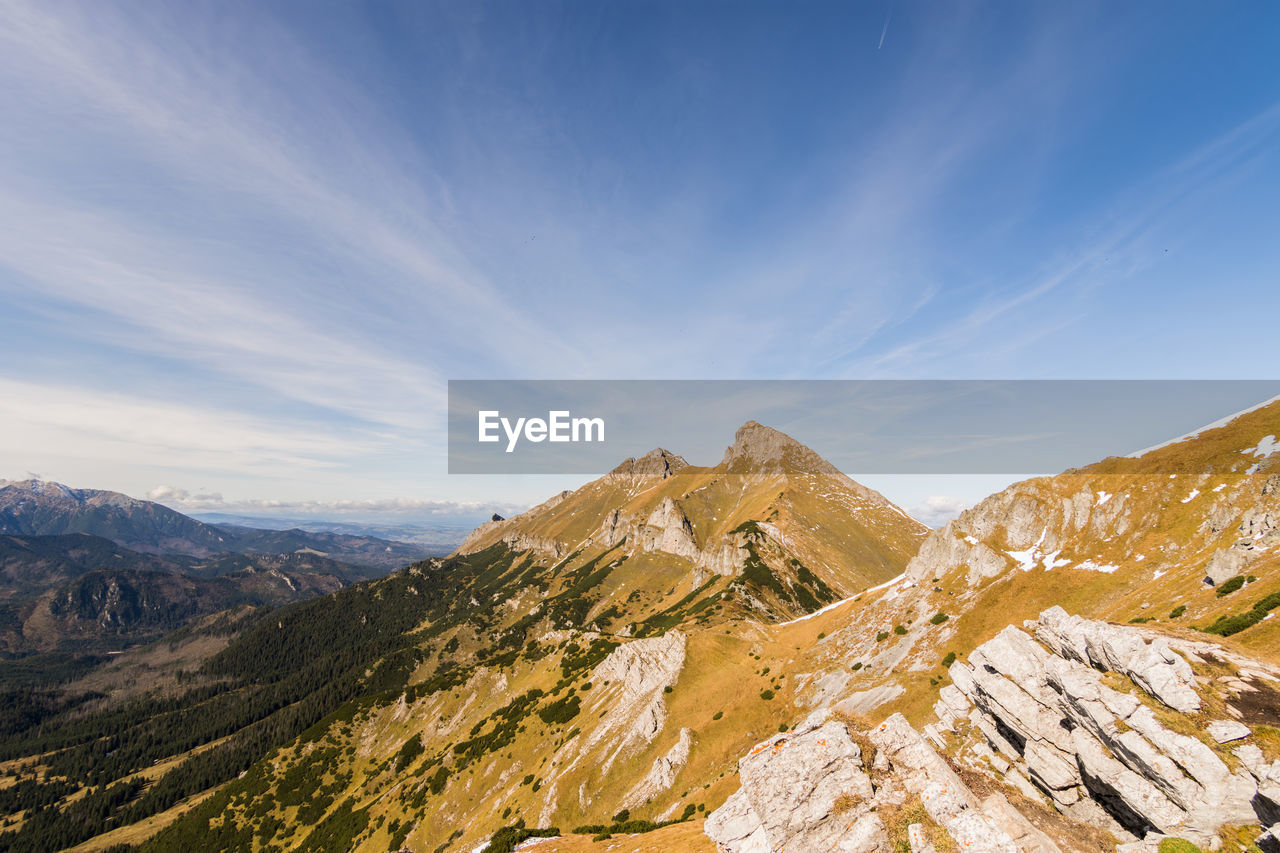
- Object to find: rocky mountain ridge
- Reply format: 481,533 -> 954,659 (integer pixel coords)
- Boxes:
456,420 -> 929,621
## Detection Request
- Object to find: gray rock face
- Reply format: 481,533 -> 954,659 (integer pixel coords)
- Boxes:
623,727 -> 693,809
948,608 -> 1272,847
593,498 -> 745,576
706,712 -> 888,852
586,631 -> 686,775
1203,503 -> 1278,584
1208,720 -> 1252,743
706,606 -> 1280,853
706,710 -> 1051,853
868,713 -> 1024,853
607,448 -> 688,479
1035,605 -> 1200,713
740,720 -> 874,846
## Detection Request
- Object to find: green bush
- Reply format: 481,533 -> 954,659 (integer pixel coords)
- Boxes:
1169,604 -> 1186,619
537,694 -> 581,725
1204,610 -> 1265,637
712,711 -> 723,720
760,689 -> 775,700
875,631 -> 890,643
893,625 -> 908,636
396,735 -> 424,765
482,823 -> 561,853
940,652 -> 956,668
1216,575 -> 1246,597
1157,839 -> 1204,853
1202,587 -> 1280,636
929,612 -> 949,625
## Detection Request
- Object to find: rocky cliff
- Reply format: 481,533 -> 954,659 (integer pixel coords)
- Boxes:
706,608 -> 1280,852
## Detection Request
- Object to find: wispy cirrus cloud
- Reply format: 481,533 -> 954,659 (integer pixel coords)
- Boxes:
0,377 -> 379,475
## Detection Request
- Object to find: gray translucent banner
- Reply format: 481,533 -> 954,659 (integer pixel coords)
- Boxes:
447,380 -> 1280,475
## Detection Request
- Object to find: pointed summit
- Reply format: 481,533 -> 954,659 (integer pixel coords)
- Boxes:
719,420 -> 841,476
608,448 -> 688,479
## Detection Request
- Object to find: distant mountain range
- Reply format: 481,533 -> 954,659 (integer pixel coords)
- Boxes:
0,532 -> 355,653
0,479 -> 433,570
190,512 -> 472,551
0,479 -> 437,654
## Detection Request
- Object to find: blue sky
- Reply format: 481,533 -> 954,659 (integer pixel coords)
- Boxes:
1,0 -> 1279,527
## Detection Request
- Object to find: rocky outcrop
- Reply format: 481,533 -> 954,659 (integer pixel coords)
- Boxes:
705,712 -> 883,852
710,608 -> 1280,853
623,727 -> 693,810
584,631 -> 687,776
1203,504 -> 1278,585
593,498 -> 746,576
606,448 -> 688,479
943,608 -> 1280,848
705,709 -> 1051,853
455,489 -> 573,554
903,482 -> 1136,585
1034,606 -> 1200,712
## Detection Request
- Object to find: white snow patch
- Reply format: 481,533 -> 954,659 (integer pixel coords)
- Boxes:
1244,435 -> 1279,459
1152,570 -> 1166,580
1213,483 -> 1227,492
1247,464 -> 1261,475
1135,554 -> 1146,561
779,594 -> 859,627
1005,530 -> 1069,572
1181,489 -> 1200,503
1075,560 -> 1120,574
964,535 -> 979,545
863,572 -> 909,595
1096,491 -> 1112,506
1007,529 -> 1047,573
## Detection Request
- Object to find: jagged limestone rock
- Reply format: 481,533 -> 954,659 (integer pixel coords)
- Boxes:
1208,720 -> 1251,743
622,727 -> 693,809
584,631 -> 686,776
706,714 -> 880,852
946,608 -> 1271,846
1035,605 -> 1200,713
593,498 -> 746,576
868,713 -> 1023,853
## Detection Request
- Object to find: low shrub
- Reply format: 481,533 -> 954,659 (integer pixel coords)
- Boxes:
1216,575 -> 1246,597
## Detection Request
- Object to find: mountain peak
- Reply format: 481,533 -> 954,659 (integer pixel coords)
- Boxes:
608,448 -> 688,478
719,421 -> 840,476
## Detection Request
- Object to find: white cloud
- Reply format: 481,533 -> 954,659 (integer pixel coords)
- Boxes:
0,0 -> 584,427
0,376 -> 380,475
147,488 -> 526,519
909,495 -> 973,528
